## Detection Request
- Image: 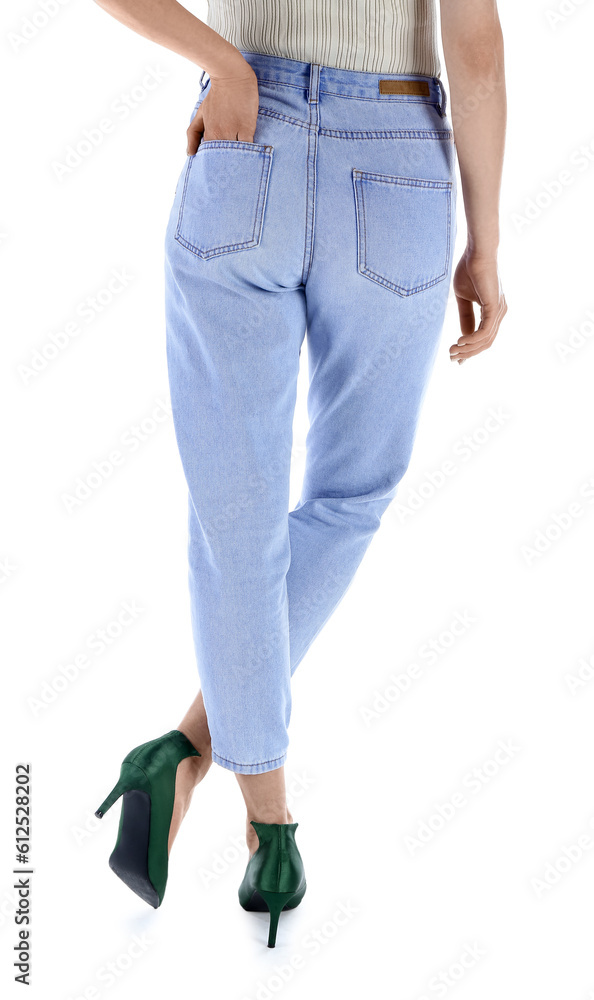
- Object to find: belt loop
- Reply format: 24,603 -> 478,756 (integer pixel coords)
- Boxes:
308,63 -> 320,104
436,78 -> 447,118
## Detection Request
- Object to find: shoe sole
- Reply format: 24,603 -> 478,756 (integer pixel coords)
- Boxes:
108,789 -> 160,908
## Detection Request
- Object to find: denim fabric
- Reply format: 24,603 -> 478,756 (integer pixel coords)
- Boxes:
164,50 -> 457,773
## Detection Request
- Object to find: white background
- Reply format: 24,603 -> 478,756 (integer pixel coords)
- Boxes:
2,0 -> 594,997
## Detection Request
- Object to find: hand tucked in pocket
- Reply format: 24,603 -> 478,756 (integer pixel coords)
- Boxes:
187,60 -> 261,154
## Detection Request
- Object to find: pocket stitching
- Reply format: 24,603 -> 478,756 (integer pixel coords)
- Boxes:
175,146 -> 273,259
353,170 -> 452,296
197,140 -> 272,152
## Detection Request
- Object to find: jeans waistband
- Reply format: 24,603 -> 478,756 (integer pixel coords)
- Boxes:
198,50 -> 448,118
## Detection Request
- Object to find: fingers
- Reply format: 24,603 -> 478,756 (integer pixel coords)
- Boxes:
186,114 -> 204,155
451,298 -> 475,362
450,295 -> 507,363
186,118 -> 256,152
456,295 -> 476,338
450,325 -> 495,361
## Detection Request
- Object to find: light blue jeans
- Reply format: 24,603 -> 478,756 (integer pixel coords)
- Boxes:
164,51 -> 457,773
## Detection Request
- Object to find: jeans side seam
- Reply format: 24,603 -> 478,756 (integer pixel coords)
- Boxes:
253,147 -> 273,246
175,157 -> 193,247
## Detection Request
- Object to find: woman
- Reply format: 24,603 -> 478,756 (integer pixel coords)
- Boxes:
94,0 -> 507,947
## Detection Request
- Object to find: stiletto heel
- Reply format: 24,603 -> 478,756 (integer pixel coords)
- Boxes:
95,730 -> 200,907
95,763 -> 148,818
258,889 -> 302,948
239,821 -> 306,948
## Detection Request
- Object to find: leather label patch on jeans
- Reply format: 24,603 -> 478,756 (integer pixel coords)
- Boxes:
378,80 -> 430,96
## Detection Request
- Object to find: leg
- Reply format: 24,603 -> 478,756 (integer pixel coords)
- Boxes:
284,281 -> 451,672
168,691 -> 213,851
283,115 -> 457,671
165,95 -> 310,775
175,690 -> 293,855
165,209 -> 307,774
169,279 -> 305,774
235,768 -> 293,855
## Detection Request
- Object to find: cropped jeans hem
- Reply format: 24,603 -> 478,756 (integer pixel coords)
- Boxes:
211,748 -> 288,775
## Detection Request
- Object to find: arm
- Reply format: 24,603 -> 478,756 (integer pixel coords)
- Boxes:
440,0 -> 508,363
92,0 -> 260,151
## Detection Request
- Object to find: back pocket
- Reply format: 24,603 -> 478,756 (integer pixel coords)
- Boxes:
353,170 -> 452,296
175,141 -> 273,259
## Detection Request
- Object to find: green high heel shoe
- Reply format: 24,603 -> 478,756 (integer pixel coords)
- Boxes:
95,729 -> 200,908
239,821 -> 307,948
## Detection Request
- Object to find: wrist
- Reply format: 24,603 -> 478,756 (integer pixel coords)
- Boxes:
466,233 -> 500,260
203,40 -> 254,82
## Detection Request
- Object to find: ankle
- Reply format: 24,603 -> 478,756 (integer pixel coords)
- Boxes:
177,725 -> 212,762
245,808 -> 295,857
174,753 -> 211,799
250,808 -> 290,826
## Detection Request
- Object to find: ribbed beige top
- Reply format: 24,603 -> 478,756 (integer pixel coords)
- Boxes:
206,0 -> 441,78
